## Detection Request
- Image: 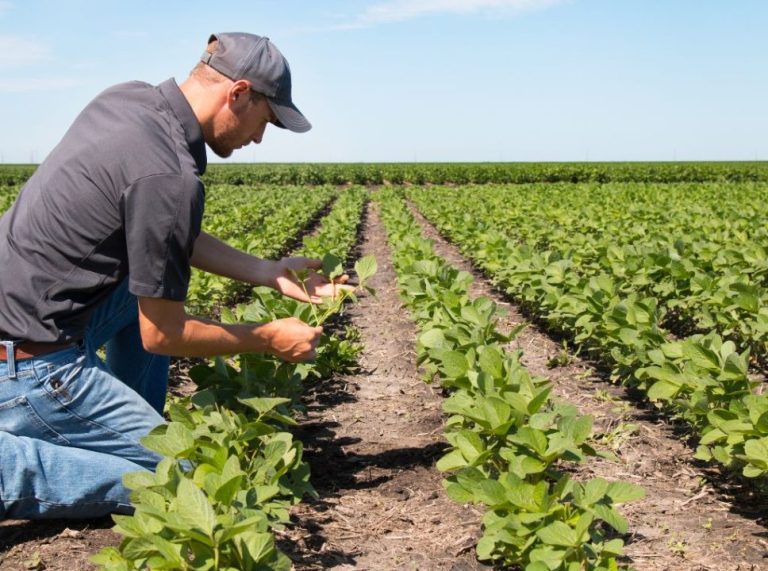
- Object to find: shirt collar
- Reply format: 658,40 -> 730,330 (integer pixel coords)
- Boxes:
157,78 -> 207,175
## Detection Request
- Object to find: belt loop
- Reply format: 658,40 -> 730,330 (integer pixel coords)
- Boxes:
1,341 -> 17,379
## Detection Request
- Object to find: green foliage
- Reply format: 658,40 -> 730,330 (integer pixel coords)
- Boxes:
409,182 -> 768,481
0,184 -> 21,216
93,186 -> 373,570
194,162 -> 768,186
377,189 -> 642,570
91,401 -> 305,570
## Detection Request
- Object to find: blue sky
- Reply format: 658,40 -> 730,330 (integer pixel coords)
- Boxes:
1,0 -> 766,163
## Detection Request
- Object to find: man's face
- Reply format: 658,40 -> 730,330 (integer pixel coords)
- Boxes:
208,91 -> 277,158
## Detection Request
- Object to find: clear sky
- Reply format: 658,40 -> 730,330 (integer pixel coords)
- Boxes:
1,0 -> 766,163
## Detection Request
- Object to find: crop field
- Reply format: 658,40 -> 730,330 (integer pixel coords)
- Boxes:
2,163 -> 768,570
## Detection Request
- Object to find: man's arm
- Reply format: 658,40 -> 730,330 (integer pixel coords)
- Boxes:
191,231 -> 353,303
137,296 -> 322,361
190,231 -> 279,286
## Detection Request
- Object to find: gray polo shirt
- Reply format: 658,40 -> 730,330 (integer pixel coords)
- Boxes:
0,79 -> 207,343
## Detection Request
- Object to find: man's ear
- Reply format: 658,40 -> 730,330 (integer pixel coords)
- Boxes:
228,80 -> 252,107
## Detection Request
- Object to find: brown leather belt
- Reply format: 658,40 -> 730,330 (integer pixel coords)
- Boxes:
0,342 -> 76,361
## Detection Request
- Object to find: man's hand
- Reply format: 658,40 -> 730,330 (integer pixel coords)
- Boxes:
261,317 -> 323,362
272,257 -> 354,304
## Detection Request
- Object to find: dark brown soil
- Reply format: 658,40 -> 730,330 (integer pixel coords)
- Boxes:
0,519 -> 117,570
278,200 -> 487,569
410,202 -> 768,571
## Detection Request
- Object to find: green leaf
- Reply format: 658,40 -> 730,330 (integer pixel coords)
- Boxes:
444,481 -> 474,503
220,306 -> 237,324
660,342 -> 684,359
436,449 -> 467,472
122,470 -> 157,491
525,564 -> 552,571
140,422 -> 195,458
460,305 -> 483,325
475,536 -> 497,561
89,547 -> 129,568
438,351 -> 469,378
177,479 -> 216,537
606,481 -> 646,503
474,480 -> 507,506
237,397 -> 291,415
217,514 -> 270,543
699,428 -> 726,445
527,386 -> 552,415
743,464 -> 765,478
536,521 -> 578,547
321,253 -> 344,279
564,415 -> 593,444
122,536 -> 182,565
354,255 -> 378,283
456,431 -> 486,463
756,411 -> 768,434
743,438 -> 768,467
167,403 -> 196,429
507,484 -> 542,512
481,397 -> 512,432
687,343 -> 721,371
214,475 -> 244,505
478,346 -> 504,378
512,427 -> 548,456
593,503 -> 629,534
603,538 -> 625,556
238,531 -> 278,564
419,328 -> 446,349
583,478 -> 610,504
647,380 -> 679,401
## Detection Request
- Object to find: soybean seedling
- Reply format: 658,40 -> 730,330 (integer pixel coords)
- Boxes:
290,253 -> 377,326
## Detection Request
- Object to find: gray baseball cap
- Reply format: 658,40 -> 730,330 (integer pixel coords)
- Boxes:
201,32 -> 311,133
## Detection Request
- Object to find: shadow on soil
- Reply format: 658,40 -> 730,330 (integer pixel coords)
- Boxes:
279,429 -> 449,569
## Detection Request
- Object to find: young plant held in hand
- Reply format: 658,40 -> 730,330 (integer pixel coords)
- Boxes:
290,253 -> 377,326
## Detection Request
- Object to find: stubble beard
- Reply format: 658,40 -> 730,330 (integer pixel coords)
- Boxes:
208,113 -> 242,158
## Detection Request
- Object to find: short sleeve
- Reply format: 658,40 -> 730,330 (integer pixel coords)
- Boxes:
121,173 -> 204,300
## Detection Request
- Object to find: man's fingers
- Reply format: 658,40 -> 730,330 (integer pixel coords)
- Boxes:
282,256 -> 322,272
334,274 -> 350,284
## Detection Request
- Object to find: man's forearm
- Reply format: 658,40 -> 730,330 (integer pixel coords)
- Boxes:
142,312 -> 272,357
137,296 -> 322,361
191,231 -> 278,286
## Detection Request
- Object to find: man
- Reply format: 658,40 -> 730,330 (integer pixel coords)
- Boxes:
0,32 -> 344,520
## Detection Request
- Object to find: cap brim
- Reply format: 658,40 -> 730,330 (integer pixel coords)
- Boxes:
267,99 -> 312,133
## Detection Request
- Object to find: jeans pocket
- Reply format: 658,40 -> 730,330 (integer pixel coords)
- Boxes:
40,351 -> 87,407
0,394 -> 72,446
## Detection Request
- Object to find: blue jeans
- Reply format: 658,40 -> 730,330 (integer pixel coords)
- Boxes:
0,280 -> 170,519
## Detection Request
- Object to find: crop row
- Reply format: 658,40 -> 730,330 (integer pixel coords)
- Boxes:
93,188 -> 373,570
0,165 -> 35,185
377,189 -> 643,570
0,185 -> 20,215
409,186 -> 768,483
3,162 -> 768,188
200,162 -> 768,185
409,183 -> 768,368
